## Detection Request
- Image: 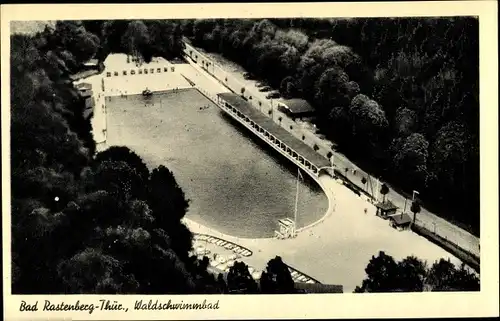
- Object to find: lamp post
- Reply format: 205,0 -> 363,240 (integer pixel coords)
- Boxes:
412,190 -> 420,202
405,190 -> 420,213
293,168 -> 303,237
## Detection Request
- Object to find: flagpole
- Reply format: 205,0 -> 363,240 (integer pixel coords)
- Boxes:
294,168 -> 300,235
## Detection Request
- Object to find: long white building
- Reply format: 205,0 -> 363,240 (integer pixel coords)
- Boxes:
102,53 -> 190,96
103,53 -> 176,77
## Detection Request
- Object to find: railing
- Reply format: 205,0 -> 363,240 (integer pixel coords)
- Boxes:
215,100 -> 320,178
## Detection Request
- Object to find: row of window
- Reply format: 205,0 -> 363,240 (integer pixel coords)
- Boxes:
222,101 -> 319,174
106,66 -> 176,77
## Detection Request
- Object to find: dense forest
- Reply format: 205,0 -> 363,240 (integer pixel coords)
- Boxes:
182,18 -> 480,235
10,20 -> 478,294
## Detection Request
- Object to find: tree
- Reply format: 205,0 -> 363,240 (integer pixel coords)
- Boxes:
380,183 -> 389,203
259,256 -> 295,293
53,21 -> 100,63
94,146 -> 149,183
251,19 -> 277,41
93,160 -> 145,202
394,107 -> 417,137
410,200 -> 421,225
57,247 -> 139,294
216,273 -> 228,294
450,263 -> 480,291
148,165 -> 190,228
355,251 -> 400,292
274,29 -> 309,52
280,76 -> 296,99
428,121 -> 478,228
253,40 -> 289,84
162,222 -> 194,262
348,94 -> 389,158
279,45 -> 301,76
121,20 -> 151,63
426,259 -> 479,291
101,20 -> 133,54
73,190 -> 122,231
315,67 -> 352,116
396,256 -> 427,291
226,261 -> 258,293
391,133 -> 430,190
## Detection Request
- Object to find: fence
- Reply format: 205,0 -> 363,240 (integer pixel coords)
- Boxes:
411,223 -> 480,273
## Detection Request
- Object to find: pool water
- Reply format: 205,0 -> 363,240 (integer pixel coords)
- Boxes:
105,89 -> 328,238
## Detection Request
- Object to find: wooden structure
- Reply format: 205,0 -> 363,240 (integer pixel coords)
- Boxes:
294,282 -> 344,293
275,218 -> 296,239
388,213 -> 412,230
375,200 -> 398,218
277,99 -> 315,120
216,93 -> 330,176
75,82 -> 94,119
75,82 -> 92,96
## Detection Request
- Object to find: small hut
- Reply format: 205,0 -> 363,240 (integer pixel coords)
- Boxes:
274,218 -> 296,239
277,99 -> 315,120
388,213 -> 412,230
374,200 -> 398,218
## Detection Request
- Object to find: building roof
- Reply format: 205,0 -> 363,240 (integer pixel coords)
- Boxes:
278,219 -> 294,227
103,53 -> 171,71
278,99 -> 315,114
69,69 -> 99,81
76,82 -> 92,90
217,93 -> 330,169
389,213 -> 412,226
294,282 -> 343,293
83,59 -> 99,67
79,91 -> 92,98
375,200 -> 398,211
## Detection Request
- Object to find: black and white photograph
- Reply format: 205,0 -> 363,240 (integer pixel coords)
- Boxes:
2,2 -> 498,320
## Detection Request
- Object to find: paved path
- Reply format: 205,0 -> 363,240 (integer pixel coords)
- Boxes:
182,41 -> 480,258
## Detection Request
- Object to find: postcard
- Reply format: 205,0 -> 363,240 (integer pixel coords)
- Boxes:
1,2 -> 498,320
